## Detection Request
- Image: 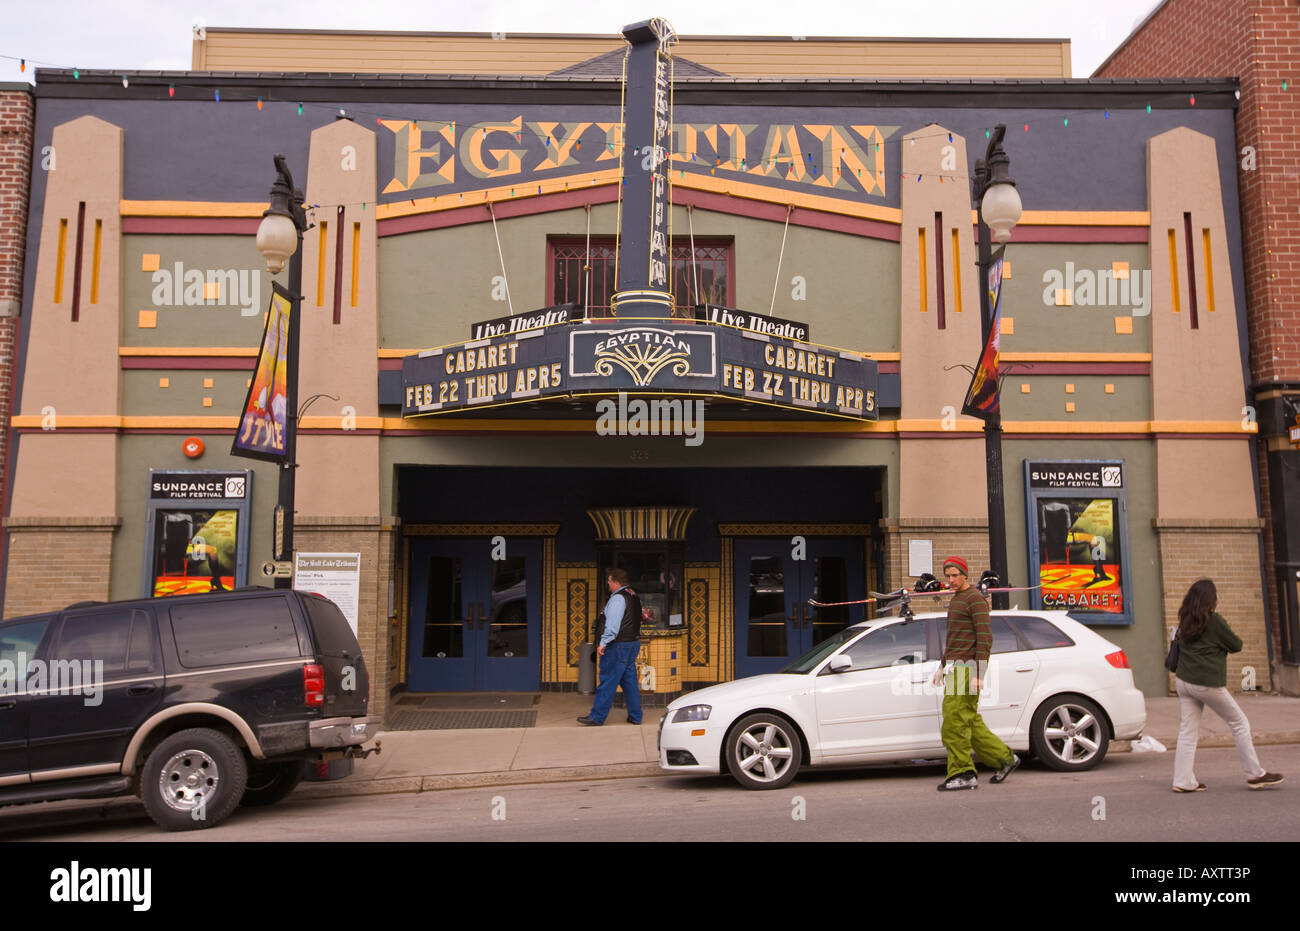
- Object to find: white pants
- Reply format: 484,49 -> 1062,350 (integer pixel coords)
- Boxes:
1173,677 -> 1266,789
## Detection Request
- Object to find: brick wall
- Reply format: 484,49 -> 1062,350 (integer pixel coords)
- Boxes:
1098,0 -> 1300,687
3,520 -> 118,616
295,517 -> 398,718
1155,522 -> 1270,693
0,88 -> 35,592
880,518 -> 990,595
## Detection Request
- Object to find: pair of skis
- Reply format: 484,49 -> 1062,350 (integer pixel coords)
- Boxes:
808,583 -> 1041,609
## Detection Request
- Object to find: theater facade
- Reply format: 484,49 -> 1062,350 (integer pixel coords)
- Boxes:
5,36 -> 1269,714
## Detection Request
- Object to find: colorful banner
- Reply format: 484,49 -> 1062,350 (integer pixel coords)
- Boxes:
1035,497 -> 1123,613
232,282 -> 292,462
962,254 -> 1003,420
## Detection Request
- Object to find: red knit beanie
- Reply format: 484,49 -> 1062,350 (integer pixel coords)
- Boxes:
942,556 -> 969,577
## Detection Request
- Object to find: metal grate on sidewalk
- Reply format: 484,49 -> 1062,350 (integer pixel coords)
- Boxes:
385,709 -> 539,731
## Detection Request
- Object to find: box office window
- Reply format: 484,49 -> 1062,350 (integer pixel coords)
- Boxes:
549,238 -> 733,317
597,543 -> 685,633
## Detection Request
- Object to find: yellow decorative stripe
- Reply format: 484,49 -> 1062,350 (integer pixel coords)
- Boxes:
971,209 -> 1151,227
376,169 -> 620,219
379,347 -> 901,361
1000,352 -> 1152,363
119,347 -> 260,357
674,172 -> 903,224
120,196 -> 1147,230
120,201 -> 267,218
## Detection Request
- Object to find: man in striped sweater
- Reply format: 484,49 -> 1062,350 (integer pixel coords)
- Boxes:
931,556 -> 1020,791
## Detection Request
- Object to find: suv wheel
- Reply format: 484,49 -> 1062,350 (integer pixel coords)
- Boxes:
241,761 -> 304,807
140,728 -> 248,831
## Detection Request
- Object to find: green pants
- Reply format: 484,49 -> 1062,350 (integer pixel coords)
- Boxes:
940,664 -> 1013,779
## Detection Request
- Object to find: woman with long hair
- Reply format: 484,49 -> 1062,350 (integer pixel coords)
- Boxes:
1171,579 -> 1282,792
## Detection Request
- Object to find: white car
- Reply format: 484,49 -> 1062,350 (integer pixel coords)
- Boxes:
658,610 -> 1146,789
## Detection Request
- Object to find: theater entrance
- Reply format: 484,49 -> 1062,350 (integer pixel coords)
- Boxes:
407,537 -> 542,691
734,535 -> 868,678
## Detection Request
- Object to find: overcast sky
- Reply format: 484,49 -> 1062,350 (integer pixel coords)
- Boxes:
1,0 -> 1164,83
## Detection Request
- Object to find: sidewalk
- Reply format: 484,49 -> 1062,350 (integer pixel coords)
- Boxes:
296,691 -> 1300,800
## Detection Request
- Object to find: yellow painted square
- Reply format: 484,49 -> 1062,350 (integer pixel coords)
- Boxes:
158,377 -> 170,389
1065,402 -> 1076,413
141,254 -> 160,272
1114,316 -> 1133,334
1055,289 -> 1073,306
1065,383 -> 1075,394
137,310 -> 157,328
1002,261 -> 1012,279
999,316 -> 1014,335
1105,383 -> 1115,394
203,281 -> 220,301
203,397 -> 213,408
1020,383 -> 1031,394
1112,261 -> 1130,279
203,377 -> 214,388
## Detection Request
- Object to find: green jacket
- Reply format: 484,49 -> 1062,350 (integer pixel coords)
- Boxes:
1175,612 -> 1242,688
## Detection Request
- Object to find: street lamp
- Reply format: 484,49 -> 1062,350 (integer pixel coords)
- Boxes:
971,125 -> 1021,609
255,154 -> 307,589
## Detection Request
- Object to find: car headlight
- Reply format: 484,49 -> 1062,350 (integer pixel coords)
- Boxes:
671,704 -> 711,723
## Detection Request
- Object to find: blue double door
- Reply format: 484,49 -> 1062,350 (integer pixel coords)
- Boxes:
409,538 -> 541,691
734,537 -> 867,678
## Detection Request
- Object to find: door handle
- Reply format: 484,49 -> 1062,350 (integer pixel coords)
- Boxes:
1015,665 -> 1034,672
478,603 -> 488,630
0,699 -> 15,710
127,684 -> 157,696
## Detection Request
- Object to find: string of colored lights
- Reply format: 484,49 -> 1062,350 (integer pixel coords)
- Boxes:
0,53 -> 1260,217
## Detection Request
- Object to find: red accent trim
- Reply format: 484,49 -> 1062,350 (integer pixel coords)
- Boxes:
71,202 -> 86,322
378,358 -> 403,371
992,225 -> 1149,244
998,362 -> 1149,375
333,205 -> 346,325
877,362 -> 899,374
122,357 -> 256,370
676,187 -> 902,241
378,187 -> 620,238
121,217 -> 261,235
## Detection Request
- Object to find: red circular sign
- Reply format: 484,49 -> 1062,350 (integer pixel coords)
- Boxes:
182,437 -> 205,458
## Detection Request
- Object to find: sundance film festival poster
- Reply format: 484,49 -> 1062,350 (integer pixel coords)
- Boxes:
1035,497 -> 1123,613
232,282 -> 291,462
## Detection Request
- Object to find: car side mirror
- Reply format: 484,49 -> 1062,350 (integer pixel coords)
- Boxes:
827,654 -> 852,674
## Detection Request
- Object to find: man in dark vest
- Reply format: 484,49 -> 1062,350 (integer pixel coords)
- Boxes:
578,568 -> 644,726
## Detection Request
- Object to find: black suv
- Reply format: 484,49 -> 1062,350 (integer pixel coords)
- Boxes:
0,587 -> 380,830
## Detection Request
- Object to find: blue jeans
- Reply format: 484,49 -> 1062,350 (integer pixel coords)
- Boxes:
589,641 -> 642,724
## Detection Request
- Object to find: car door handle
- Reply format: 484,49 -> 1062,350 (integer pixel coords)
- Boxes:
0,699 -> 15,710
1015,665 -> 1034,672
127,684 -> 157,696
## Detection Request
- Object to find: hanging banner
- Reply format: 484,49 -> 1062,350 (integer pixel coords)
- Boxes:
961,253 -> 1004,420
232,282 -> 292,462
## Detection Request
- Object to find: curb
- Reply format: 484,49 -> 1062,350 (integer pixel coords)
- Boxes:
1116,731 -> 1300,753
292,762 -> 665,799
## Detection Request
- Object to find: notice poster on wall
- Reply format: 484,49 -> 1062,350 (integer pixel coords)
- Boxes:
1024,460 -> 1132,624
294,553 -> 362,635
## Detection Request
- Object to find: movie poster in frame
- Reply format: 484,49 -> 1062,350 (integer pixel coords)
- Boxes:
1024,460 -> 1133,625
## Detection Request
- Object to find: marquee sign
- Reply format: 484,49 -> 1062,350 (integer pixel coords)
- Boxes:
402,320 -> 877,420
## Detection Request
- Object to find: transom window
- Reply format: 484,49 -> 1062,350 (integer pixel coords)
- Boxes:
549,237 -> 732,318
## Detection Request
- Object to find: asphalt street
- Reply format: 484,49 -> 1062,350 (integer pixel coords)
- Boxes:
5,744 -> 1298,843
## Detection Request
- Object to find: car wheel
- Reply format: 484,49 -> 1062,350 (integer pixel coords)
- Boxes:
724,713 -> 802,790
1029,695 -> 1109,771
240,761 -> 303,807
140,728 -> 248,831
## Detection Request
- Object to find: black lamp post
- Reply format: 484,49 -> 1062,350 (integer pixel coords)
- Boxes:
971,125 -> 1022,610
254,155 -> 307,589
